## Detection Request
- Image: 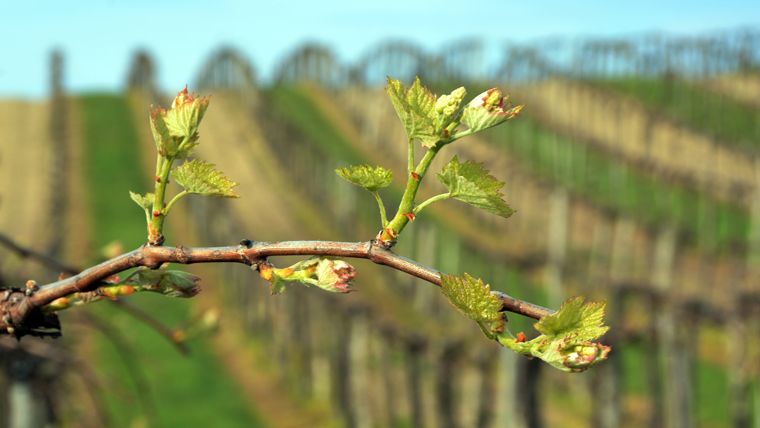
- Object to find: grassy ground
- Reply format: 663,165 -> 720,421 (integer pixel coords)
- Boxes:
77,93 -> 267,428
592,77 -> 760,151
486,111 -> 749,253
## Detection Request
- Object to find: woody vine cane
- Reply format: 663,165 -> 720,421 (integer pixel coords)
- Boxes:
1,79 -> 610,373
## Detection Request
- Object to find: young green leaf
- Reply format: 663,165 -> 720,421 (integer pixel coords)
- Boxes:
335,165 -> 392,192
440,273 -> 506,331
461,88 -> 523,134
171,159 -> 240,198
496,296 -> 611,372
534,295 -> 609,342
164,87 -> 210,139
129,191 -> 155,210
150,106 -> 200,159
149,105 -> 173,157
385,77 -> 439,148
404,77 -> 436,118
437,156 -> 515,218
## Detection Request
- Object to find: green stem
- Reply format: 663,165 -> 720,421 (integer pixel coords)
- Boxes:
413,193 -> 450,215
382,145 -> 441,241
372,192 -> 389,228
164,190 -> 189,216
149,157 -> 174,244
450,128 -> 474,142
407,137 -> 414,174
148,136 -> 191,245
477,322 -> 495,340
155,153 -> 162,178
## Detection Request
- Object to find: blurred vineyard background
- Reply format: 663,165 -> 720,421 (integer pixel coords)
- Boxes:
1,27 -> 760,428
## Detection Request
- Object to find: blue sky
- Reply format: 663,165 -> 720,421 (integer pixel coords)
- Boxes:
1,0 -> 758,98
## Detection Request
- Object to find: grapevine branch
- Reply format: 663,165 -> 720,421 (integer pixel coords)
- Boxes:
1,239 -> 554,336
0,232 -> 190,353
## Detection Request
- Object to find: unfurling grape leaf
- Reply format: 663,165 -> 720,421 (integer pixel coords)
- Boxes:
437,156 -> 515,218
171,159 -> 240,198
534,295 -> 609,342
335,165 -> 392,192
496,296 -> 611,373
129,191 -> 155,210
163,87 -> 210,139
440,273 -> 506,334
259,257 -> 357,295
461,88 -> 523,133
385,77 -> 439,148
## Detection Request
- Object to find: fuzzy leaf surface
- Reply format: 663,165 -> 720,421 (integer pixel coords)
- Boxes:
440,273 -> 504,324
437,156 -> 515,218
535,296 -> 609,342
171,159 -> 240,198
129,191 -> 155,210
497,296 -> 611,372
335,165 -> 392,192
385,77 -> 439,147
461,88 -> 523,133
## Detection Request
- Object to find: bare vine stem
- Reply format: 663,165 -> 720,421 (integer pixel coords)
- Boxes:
2,239 -> 554,335
0,232 -> 190,352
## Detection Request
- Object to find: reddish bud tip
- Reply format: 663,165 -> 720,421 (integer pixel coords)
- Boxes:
155,176 -> 161,182
411,172 -> 419,180
516,332 -> 526,343
402,213 -> 416,222
153,210 -> 161,218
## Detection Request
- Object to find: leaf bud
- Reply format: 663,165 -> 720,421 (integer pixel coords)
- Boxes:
313,258 -> 357,293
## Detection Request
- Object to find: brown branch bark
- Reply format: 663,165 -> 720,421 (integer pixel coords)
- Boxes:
1,239 -> 554,337
0,232 -> 190,353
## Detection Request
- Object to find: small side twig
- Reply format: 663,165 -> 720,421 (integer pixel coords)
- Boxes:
0,232 -> 79,275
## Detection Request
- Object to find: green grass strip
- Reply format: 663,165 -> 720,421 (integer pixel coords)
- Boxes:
266,86 -> 367,166
78,94 -> 267,428
487,112 -> 750,253
592,77 -> 760,152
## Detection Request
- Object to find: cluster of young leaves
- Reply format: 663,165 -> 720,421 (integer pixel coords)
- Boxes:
119,88 -> 240,311
332,77 -> 609,372
336,77 -> 523,243
129,87 -> 240,245
384,77 -> 523,148
441,274 -> 610,372
119,80 -> 610,374
258,256 -> 357,295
